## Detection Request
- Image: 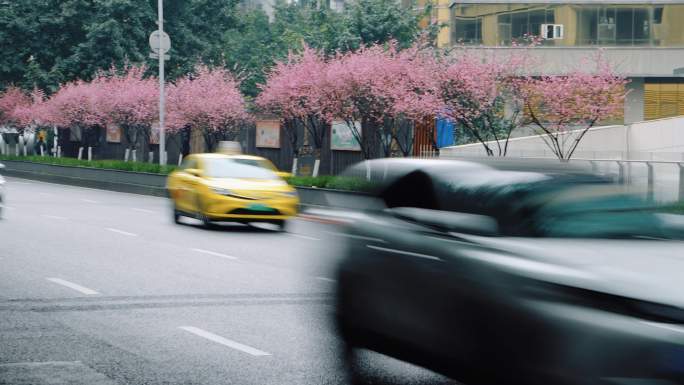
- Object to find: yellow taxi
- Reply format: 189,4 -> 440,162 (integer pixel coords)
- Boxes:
167,153 -> 299,229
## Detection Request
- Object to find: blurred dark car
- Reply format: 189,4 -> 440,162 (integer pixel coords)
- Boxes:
334,158 -> 684,385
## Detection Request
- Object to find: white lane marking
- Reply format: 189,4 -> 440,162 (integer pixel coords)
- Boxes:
81,199 -> 98,204
289,233 -> 320,241
367,245 -> 442,262
46,278 -> 99,295
323,231 -> 387,243
41,214 -> 67,220
179,326 -> 271,356
106,228 -> 138,237
10,181 -> 32,185
38,192 -> 53,196
132,208 -> 155,214
191,248 -> 238,260
2,206 -> 15,210
316,277 -> 336,283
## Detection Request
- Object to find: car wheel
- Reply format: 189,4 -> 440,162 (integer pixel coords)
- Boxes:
272,220 -> 286,232
194,197 -> 212,228
198,211 -> 212,228
172,208 -> 181,224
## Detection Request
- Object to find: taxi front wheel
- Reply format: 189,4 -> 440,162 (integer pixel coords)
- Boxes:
272,220 -> 286,231
195,198 -> 212,228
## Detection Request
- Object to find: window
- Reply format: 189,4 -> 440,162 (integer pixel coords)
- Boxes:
598,7 -> 617,44
578,7 -> 598,45
615,7 -> 634,45
511,11 -> 529,39
633,8 -> 650,45
453,17 -> 482,44
541,24 -> 564,39
653,6 -> 664,23
448,3 -> 684,47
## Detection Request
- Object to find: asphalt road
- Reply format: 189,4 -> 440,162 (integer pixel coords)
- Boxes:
0,177 -> 458,385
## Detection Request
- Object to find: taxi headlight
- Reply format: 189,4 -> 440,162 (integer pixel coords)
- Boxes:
211,187 -> 235,196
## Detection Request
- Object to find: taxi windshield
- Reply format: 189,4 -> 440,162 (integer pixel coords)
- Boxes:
203,159 -> 278,179
231,158 -> 277,171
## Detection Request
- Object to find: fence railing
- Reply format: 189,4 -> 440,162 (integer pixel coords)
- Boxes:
431,152 -> 684,203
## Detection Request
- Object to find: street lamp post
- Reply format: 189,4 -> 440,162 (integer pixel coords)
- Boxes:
158,0 -> 166,165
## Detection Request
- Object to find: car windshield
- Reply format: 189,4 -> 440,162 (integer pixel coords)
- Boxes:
203,158 -> 278,179
231,158 -> 276,171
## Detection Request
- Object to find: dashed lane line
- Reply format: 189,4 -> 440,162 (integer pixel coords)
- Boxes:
106,228 -> 138,237
191,248 -> 238,260
179,326 -> 271,356
46,278 -> 100,295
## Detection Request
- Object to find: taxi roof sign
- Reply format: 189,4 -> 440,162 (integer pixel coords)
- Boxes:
216,141 -> 242,155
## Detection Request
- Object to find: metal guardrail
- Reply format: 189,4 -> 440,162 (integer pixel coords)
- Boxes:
431,152 -> 684,202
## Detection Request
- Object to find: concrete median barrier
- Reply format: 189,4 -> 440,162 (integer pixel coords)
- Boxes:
0,160 -> 368,208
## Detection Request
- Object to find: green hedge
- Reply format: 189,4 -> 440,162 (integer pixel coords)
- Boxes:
0,155 -> 177,175
286,175 -> 374,192
0,155 -> 374,191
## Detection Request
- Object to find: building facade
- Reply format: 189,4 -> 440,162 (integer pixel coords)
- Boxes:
425,1 -> 684,123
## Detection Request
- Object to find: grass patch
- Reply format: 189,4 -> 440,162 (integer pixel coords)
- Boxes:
286,175 -> 374,192
0,155 -> 177,175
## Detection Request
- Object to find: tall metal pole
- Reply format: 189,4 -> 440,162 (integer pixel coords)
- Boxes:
158,0 -> 166,165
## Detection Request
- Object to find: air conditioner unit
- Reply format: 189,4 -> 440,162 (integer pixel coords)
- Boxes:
541,24 -> 564,39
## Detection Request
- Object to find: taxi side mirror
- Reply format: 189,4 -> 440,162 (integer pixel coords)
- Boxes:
185,168 -> 202,177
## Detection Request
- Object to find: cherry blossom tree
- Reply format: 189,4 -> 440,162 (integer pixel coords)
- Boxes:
12,88 -> 49,130
257,46 -> 331,173
324,41 -> 439,159
167,64 -> 249,152
99,65 -> 158,161
0,86 -> 31,131
436,45 -> 533,156
523,52 -> 628,160
0,87 -> 33,155
44,76 -> 109,159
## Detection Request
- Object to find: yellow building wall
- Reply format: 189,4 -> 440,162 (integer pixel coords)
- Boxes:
661,5 -> 684,46
553,6 -> 577,46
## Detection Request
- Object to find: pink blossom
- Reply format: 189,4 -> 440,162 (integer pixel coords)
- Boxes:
167,64 -> 248,136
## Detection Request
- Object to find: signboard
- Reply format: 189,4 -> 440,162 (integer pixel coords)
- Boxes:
331,121 -> 361,151
295,154 -> 316,177
106,123 -> 122,143
255,120 -> 280,148
150,122 -> 160,145
149,30 -> 171,54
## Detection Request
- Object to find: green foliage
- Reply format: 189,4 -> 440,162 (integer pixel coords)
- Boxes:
0,0 -> 436,97
0,155 -> 177,174
343,0 -> 429,50
286,175 -> 373,191
221,9 -> 281,97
